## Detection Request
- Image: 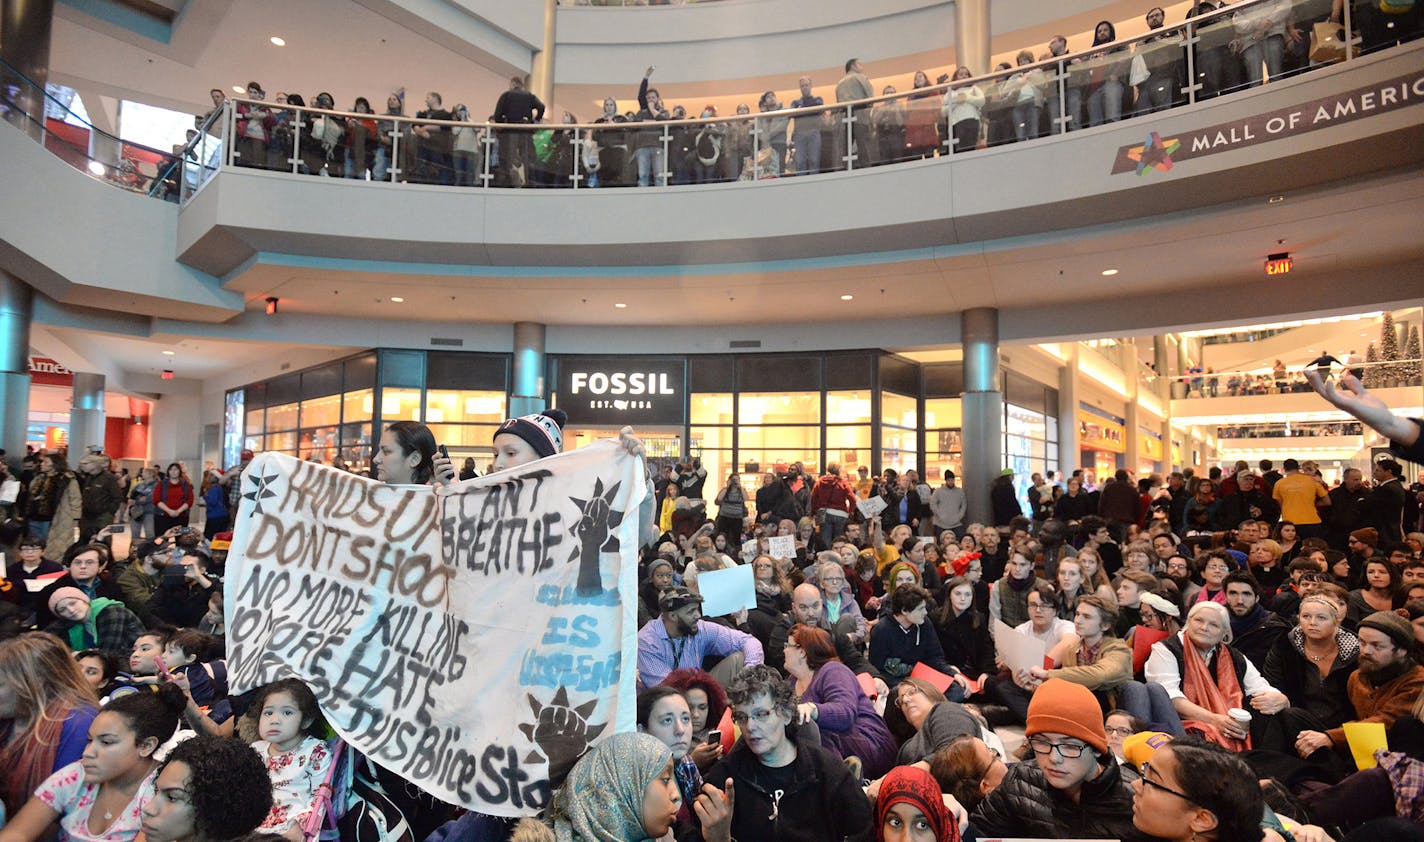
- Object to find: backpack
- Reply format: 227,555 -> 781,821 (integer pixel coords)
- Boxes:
199,659 -> 229,699
326,750 -> 416,842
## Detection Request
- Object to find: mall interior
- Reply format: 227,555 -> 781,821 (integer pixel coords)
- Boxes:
0,0 -> 1421,525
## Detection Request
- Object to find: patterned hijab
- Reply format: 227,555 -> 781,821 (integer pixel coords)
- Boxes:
875,765 -> 959,842
551,732 -> 673,842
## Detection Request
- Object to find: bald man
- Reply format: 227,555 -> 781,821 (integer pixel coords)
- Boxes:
765,583 -> 884,694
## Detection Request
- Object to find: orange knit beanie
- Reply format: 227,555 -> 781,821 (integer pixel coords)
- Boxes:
1025,678 -> 1108,754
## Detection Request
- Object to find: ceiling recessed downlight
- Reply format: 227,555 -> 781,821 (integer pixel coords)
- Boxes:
270,36 -> 286,46
389,296 -> 404,303
86,160 -> 106,175
162,350 -> 176,356
615,303 -> 628,309
232,85 -> 245,94
840,294 -> 854,301
1101,269 -> 1119,276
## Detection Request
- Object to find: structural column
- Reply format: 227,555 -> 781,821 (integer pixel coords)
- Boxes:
1058,344 -> 1079,482
69,372 -> 105,455
510,322 -> 546,418
1124,339 -> 1141,477
0,272 -> 32,469
954,0 -> 990,77
528,0 -> 557,110
0,0 -> 55,141
961,308 -> 1002,527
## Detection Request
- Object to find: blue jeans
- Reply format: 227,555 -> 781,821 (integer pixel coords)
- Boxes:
1243,35 -> 1285,87
452,151 -> 478,186
1012,102 -> 1041,142
792,131 -> 821,175
30,520 -> 51,541
1117,680 -> 1186,735
1046,86 -> 1082,133
373,146 -> 389,181
635,146 -> 666,186
1087,80 -> 1124,126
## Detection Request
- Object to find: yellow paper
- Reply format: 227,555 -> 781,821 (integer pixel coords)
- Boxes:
1343,721 -> 1388,770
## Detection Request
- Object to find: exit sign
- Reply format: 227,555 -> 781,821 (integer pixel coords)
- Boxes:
1265,252 -> 1293,276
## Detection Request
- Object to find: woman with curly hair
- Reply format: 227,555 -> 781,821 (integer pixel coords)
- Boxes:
140,735 -> 274,841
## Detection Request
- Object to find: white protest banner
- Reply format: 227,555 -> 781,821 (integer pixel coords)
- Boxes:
224,440 -> 644,818
992,618 -> 1047,675
767,534 -> 796,559
856,495 -> 888,519
740,539 -> 759,564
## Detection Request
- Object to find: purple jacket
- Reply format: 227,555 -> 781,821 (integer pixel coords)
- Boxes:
802,660 -> 896,779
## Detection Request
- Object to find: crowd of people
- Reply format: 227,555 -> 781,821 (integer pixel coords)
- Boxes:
178,1 -> 1424,189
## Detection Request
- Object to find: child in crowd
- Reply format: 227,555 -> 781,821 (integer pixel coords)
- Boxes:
251,679 -> 332,842
0,684 -> 186,842
74,648 -> 122,698
161,629 -> 227,708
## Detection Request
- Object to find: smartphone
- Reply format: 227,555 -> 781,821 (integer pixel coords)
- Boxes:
163,564 -> 187,585
437,444 -> 449,459
706,730 -> 721,746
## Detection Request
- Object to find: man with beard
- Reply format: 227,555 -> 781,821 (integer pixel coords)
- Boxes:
1218,472 -> 1279,531
637,587 -> 764,686
1293,610 -> 1424,768
1224,571 -> 1290,670
766,583 -> 884,690
1327,467 -> 1370,551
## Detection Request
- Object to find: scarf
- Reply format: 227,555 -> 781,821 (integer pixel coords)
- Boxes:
66,596 -> 123,651
551,733 -> 672,842
1193,586 -> 1226,606
672,755 -> 703,824
1228,603 -> 1266,641
874,765 -> 959,842
1181,640 -> 1248,751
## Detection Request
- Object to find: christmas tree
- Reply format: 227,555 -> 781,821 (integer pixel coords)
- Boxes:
1364,342 -> 1380,387
1404,324 -> 1421,384
1380,312 -> 1401,385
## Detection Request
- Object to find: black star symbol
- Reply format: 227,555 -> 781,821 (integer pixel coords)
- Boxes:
242,467 -> 280,516
567,477 -> 626,595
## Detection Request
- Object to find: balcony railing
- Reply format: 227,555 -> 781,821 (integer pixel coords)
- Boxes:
1172,358 -> 1422,398
1,0 -> 1408,203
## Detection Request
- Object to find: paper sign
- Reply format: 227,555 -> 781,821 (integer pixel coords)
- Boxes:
697,564 -> 756,617
1131,626 -> 1170,674
910,662 -> 955,695
856,672 -> 878,699
223,442 -> 644,818
740,539 -> 759,563
767,534 -> 796,559
856,496 -> 888,518
25,571 -> 64,593
1343,721 -> 1388,771
992,619 -> 1047,675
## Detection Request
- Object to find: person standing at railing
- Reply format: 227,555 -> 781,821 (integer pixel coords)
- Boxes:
450,104 -> 483,187
754,90 -> 788,177
493,76 -> 546,188
592,96 -> 629,186
787,76 -> 824,176
873,85 -> 908,165
343,97 -> 378,180
234,82 -> 274,170
1188,2 -> 1245,98
834,57 -> 875,168
1007,50 -> 1047,142
1135,7 -> 1186,115
199,88 -> 226,137
374,92 -> 404,182
1085,21 -> 1130,126
721,102 -> 752,182
412,91 -> 453,185
1335,0 -> 1424,56
633,66 -> 671,186
1041,35 -> 1085,133
942,66 -> 985,153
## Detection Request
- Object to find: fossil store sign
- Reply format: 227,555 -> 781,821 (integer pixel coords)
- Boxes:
556,357 -> 685,426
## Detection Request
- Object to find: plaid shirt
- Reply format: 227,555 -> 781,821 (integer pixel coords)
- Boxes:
1379,750 -> 1424,824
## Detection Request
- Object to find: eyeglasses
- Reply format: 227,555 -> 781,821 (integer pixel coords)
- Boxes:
1139,762 -> 1195,802
1026,736 -> 1089,758
730,708 -> 779,726
1028,601 -> 1054,611
894,687 -> 925,708
1104,725 -> 1136,737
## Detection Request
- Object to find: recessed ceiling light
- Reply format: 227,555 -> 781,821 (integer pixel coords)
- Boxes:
162,350 -> 176,356
86,160 -> 106,176
232,85 -> 245,94
615,303 -> 628,309
1268,195 -> 1285,204
1101,269 -> 1119,276
389,296 -> 404,303
269,36 -> 286,46
840,294 -> 854,301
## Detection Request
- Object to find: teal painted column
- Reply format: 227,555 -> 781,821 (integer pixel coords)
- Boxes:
0,271 -> 32,467
510,322 -> 546,418
69,372 -> 105,455
961,307 -> 1002,526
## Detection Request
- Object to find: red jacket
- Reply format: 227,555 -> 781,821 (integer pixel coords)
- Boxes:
810,474 -> 856,516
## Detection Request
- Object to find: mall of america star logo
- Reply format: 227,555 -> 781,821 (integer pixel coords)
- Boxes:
242,466 -> 280,516
1126,131 -> 1181,175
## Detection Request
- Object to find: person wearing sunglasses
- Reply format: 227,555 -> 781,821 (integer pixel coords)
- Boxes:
1130,736 -> 1272,842
971,678 -> 1148,840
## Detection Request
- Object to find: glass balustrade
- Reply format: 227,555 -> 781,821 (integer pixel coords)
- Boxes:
2,0 -> 1415,203
1172,358 -> 1422,398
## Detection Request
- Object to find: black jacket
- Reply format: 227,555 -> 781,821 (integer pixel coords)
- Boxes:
971,756 -> 1161,841
879,487 -> 925,532
756,481 -> 801,524
1365,478 -> 1407,544
706,739 -> 873,842
934,606 -> 996,678
1231,606 -> 1291,672
1262,627 -> 1359,730
765,613 -> 880,680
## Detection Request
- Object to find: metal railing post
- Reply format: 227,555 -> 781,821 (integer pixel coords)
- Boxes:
480,126 -> 494,187
571,127 -> 582,188
224,100 -> 237,168
1343,0 -> 1356,61
290,107 -> 304,174
660,123 -> 671,186
1184,21 -> 1199,106
844,103 -> 854,171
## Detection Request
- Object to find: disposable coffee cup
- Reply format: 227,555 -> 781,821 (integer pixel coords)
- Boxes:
1228,707 -> 1252,728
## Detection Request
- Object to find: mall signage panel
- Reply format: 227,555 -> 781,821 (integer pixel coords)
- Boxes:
557,357 -> 685,427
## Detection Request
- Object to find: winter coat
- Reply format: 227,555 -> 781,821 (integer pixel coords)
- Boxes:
1262,626 -> 1359,731
706,738 -> 874,842
971,757 -> 1159,841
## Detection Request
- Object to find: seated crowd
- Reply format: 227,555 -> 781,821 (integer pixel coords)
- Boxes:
2,422 -> 1423,840
187,1 -> 1423,188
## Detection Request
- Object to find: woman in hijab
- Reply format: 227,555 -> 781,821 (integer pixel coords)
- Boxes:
544,732 -> 679,842
875,764 -> 960,841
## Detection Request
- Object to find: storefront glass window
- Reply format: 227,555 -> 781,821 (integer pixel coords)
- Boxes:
339,423 -> 373,473
265,431 -> 297,454
880,392 -> 918,430
382,389 -> 422,422
739,425 -> 821,452
881,428 -> 917,474
266,401 -> 298,432
300,394 -> 341,428
691,394 -> 733,425
342,389 -> 374,423
424,390 -> 506,425
924,399 -> 962,430
691,426 -> 731,450
299,427 -> 339,463
825,392 -> 873,424
739,392 -> 819,425
245,408 -> 265,439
